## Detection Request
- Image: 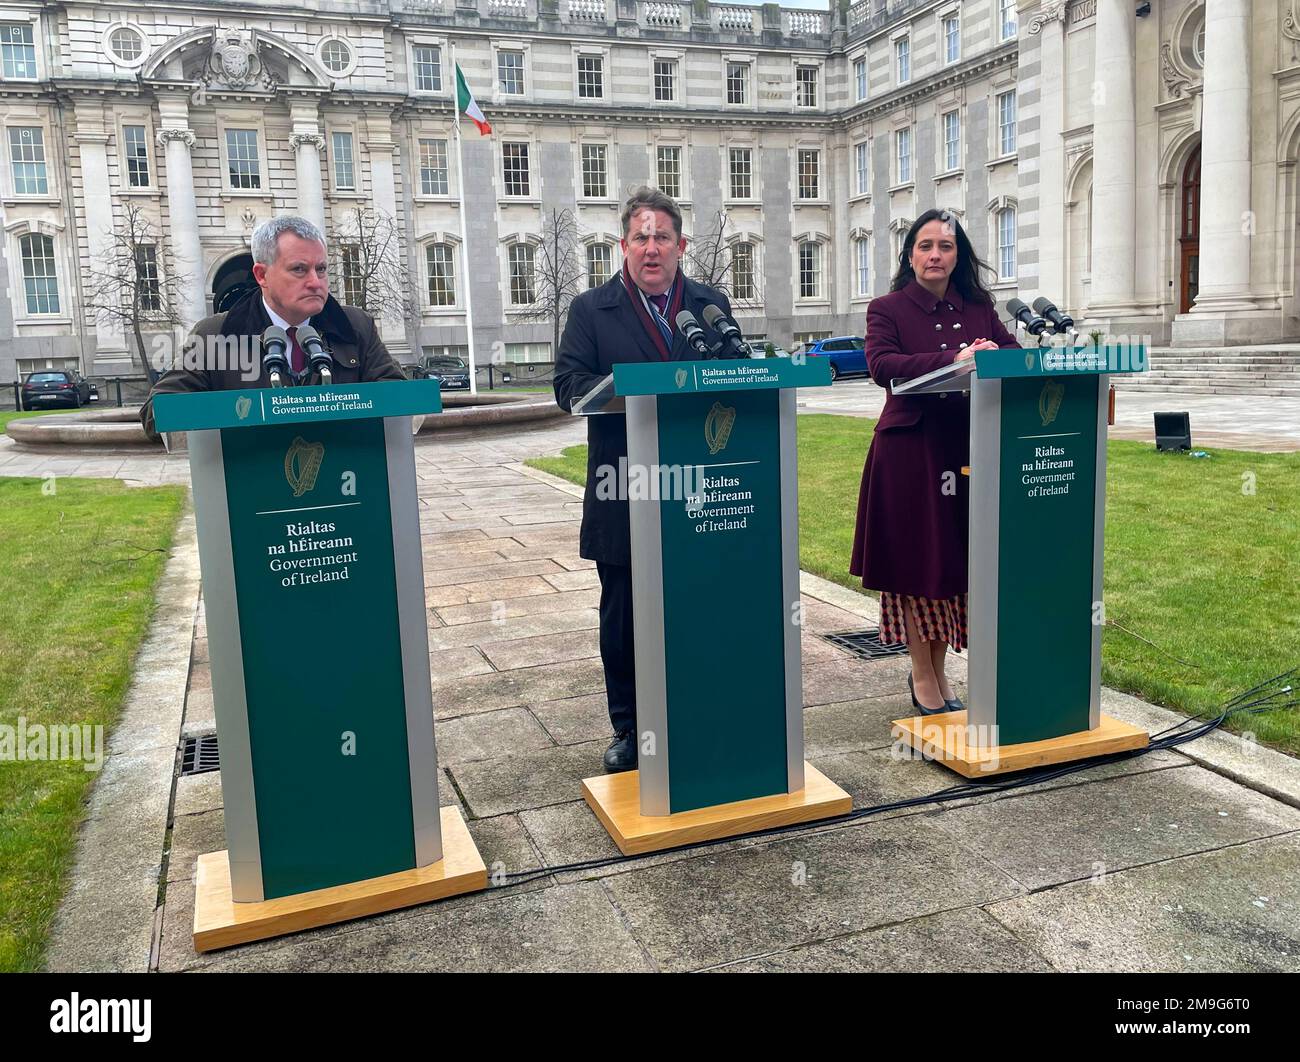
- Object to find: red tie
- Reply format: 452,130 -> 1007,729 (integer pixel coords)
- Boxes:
286,326 -> 306,374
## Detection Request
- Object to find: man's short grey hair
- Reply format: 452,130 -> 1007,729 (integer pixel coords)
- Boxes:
251,215 -> 327,266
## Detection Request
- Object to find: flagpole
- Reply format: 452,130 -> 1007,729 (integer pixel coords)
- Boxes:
451,41 -> 479,395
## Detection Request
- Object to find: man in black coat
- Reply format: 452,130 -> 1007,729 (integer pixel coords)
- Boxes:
554,186 -> 735,772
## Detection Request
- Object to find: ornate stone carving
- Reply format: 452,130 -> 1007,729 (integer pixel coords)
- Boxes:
207,30 -> 261,87
1028,1 -> 1068,35
1284,2 -> 1300,61
156,128 -> 196,149
288,133 -> 325,150
1161,43 -> 1193,99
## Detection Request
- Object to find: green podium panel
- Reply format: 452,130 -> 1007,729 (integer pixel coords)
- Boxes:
154,381 -> 444,902
614,358 -> 831,815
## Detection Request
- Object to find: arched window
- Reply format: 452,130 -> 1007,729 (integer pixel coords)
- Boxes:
732,241 -> 755,301
20,233 -> 59,314
853,236 -> 871,297
996,207 -> 1017,281
586,243 -> 612,289
425,242 -> 456,306
798,240 -> 823,299
508,243 -> 535,305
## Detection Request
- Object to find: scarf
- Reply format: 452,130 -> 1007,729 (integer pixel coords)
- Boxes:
620,261 -> 684,360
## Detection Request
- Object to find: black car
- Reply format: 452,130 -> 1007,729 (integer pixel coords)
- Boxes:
21,370 -> 93,410
422,356 -> 471,390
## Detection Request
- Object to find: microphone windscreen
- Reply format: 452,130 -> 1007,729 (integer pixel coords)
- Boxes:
1006,298 -> 1028,316
675,309 -> 699,332
701,304 -> 723,327
296,324 -> 323,351
262,325 -> 289,356
1031,296 -> 1054,315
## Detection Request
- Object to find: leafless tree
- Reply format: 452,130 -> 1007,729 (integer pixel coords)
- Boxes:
684,208 -> 761,311
327,206 -> 417,324
514,207 -> 584,358
81,202 -> 182,382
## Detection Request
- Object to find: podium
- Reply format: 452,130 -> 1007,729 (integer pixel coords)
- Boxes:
889,342 -> 1152,775
153,381 -> 486,950
574,359 -> 851,854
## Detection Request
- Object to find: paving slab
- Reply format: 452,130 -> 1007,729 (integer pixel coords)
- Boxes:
449,741 -> 605,817
429,646 -> 494,681
425,575 -> 558,607
435,588 -> 599,626
166,809 -> 228,884
599,816 -> 1023,972
480,627 -> 601,670
528,693 -> 612,746
436,706 -> 555,765
427,606 -> 599,651
423,557 -> 563,588
540,569 -> 601,592
803,694 -> 916,756
432,658 -> 605,718
986,833 -> 1300,972
802,653 -> 913,707
174,770 -> 223,817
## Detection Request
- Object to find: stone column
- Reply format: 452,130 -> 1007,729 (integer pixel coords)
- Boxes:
155,123 -> 206,328
289,103 -> 327,234
1190,0 -> 1253,314
1025,3 -> 1069,304
72,103 -> 123,357
1087,0 -> 1137,317
362,112 -> 405,348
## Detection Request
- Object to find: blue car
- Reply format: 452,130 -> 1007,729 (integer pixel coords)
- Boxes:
801,336 -> 868,381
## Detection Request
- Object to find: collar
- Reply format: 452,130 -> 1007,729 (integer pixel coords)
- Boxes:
220,290 -> 358,343
262,298 -> 305,332
902,279 -> 964,314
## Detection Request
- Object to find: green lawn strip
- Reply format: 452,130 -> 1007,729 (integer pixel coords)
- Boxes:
0,477 -> 186,972
527,415 -> 1300,753
0,408 -> 87,435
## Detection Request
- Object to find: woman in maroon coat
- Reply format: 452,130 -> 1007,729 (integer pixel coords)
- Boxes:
850,209 -> 1019,714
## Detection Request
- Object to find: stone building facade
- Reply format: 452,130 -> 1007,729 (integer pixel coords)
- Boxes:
0,0 -> 1292,381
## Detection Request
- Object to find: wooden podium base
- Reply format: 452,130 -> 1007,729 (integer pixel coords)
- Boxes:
581,762 -> 852,856
890,710 -> 1149,778
193,805 -> 487,952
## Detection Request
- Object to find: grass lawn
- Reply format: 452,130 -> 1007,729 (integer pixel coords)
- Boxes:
0,408 -> 85,435
527,414 -> 1300,753
0,477 -> 186,972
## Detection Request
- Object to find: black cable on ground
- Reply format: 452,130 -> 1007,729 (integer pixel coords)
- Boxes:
492,669 -> 1298,889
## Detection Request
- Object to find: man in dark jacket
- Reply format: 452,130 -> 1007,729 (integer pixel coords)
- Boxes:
554,187 -> 734,772
140,215 -> 406,436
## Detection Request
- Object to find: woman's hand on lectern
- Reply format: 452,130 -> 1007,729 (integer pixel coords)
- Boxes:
956,338 -> 999,361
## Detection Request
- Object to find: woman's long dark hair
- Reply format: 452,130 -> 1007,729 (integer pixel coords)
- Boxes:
890,208 -> 999,305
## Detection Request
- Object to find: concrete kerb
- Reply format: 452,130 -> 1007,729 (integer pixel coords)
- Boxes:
45,501 -> 201,973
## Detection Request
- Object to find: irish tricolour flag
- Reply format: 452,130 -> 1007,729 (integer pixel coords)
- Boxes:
456,64 -> 492,136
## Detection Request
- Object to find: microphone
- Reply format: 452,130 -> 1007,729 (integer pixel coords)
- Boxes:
675,310 -> 713,358
1006,298 -> 1048,337
261,325 -> 291,387
296,324 -> 333,384
701,304 -> 749,360
1032,296 -> 1076,336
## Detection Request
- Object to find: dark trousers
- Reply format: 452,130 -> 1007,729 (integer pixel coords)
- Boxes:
596,561 -> 636,736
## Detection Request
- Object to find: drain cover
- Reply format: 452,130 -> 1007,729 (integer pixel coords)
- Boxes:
180,734 -> 220,776
822,629 -> 908,660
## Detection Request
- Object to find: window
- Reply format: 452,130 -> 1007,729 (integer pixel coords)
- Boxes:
854,57 -> 866,102
331,131 -> 355,191
943,111 -> 961,172
498,49 -> 524,95
135,244 -> 161,312
413,45 -> 442,91
797,149 -> 820,200
109,27 -> 144,63
726,61 -> 748,105
581,143 -> 608,198
426,242 -> 456,306
732,242 -> 755,301
656,146 -> 681,199
19,233 -> 59,314
225,128 -> 261,190
895,37 -> 910,84
320,39 -> 352,75
340,244 -> 364,307
586,243 -> 612,288
502,142 -> 530,196
895,127 -> 912,184
508,243 -> 535,304
654,59 -> 676,102
9,127 -> 47,195
1,24 -> 36,80
854,237 -> 870,297
798,241 -> 822,299
123,125 -> 150,187
998,90 -> 1017,155
943,15 -> 961,64
728,147 -> 752,200
505,342 -> 552,364
795,65 -> 818,107
419,139 -> 449,196
1000,0 -> 1018,41
854,141 -> 869,196
997,208 -> 1017,280
577,54 -> 603,99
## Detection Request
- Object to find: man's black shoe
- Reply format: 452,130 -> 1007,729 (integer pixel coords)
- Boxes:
603,730 -> 637,773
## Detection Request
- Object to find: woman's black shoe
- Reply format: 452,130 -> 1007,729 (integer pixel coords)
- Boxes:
908,673 -> 949,716
603,730 -> 637,773
944,695 -> 966,712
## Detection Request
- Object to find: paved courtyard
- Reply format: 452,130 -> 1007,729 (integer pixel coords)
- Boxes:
10,405 -> 1299,972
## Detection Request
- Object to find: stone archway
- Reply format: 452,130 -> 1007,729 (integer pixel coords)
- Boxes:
213,254 -> 255,313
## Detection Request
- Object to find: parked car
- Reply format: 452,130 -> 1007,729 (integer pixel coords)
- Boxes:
20,369 -> 93,410
422,355 -> 471,390
799,336 -> 868,381
743,341 -> 791,359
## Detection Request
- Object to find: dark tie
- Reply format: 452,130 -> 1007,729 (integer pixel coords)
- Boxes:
286,325 -> 306,374
649,293 -> 668,317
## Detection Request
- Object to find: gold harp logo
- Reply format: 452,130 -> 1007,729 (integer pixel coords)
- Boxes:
704,401 -> 736,455
674,367 -> 688,389
1024,351 -> 1036,372
1038,380 -> 1065,427
235,395 -> 252,420
285,436 -> 325,497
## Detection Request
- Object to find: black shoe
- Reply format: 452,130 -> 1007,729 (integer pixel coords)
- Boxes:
908,673 -> 949,717
603,730 -> 637,773
944,695 -> 966,712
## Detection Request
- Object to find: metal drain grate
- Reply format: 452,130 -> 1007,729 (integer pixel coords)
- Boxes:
180,734 -> 220,776
822,629 -> 909,660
